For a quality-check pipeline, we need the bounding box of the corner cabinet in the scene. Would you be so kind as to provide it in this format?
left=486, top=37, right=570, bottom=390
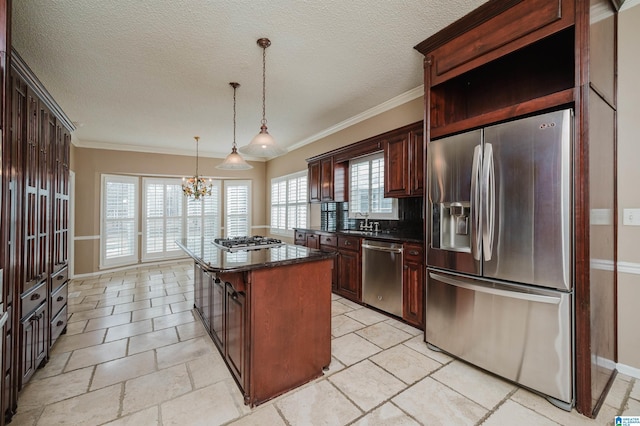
left=415, top=0, right=619, bottom=417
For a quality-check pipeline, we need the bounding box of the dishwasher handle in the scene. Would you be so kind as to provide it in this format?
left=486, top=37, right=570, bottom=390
left=361, top=243, right=403, bottom=254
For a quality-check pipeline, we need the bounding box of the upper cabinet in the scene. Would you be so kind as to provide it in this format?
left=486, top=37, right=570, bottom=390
left=308, top=121, right=423, bottom=202
left=384, top=122, right=423, bottom=198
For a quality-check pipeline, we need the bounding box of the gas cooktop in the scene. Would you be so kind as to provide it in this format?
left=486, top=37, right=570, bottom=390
left=212, top=236, right=284, bottom=252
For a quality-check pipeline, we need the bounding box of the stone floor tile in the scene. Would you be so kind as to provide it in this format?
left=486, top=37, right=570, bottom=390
left=32, top=352, right=71, bottom=380
left=352, top=402, right=420, bottom=426
left=103, top=406, right=159, bottom=425
left=64, top=319, right=87, bottom=335
left=431, top=360, right=515, bottom=409
left=332, top=314, right=366, bottom=337
left=335, top=297, right=362, bottom=310
left=160, top=381, right=243, bottom=425
left=95, top=294, right=135, bottom=307
left=356, top=322, right=413, bottom=349
left=623, top=397, right=640, bottom=417
left=370, top=344, right=442, bottom=385
left=186, top=353, right=232, bottom=389
left=150, top=294, right=186, bottom=307
left=133, top=289, right=167, bottom=302
left=122, top=364, right=192, bottom=415
left=345, top=307, right=389, bottom=325
left=176, top=318, right=206, bottom=341
left=331, top=333, right=382, bottom=366
left=156, top=336, right=215, bottom=369
left=91, top=350, right=157, bottom=391
left=276, top=380, right=362, bottom=426
left=65, top=339, right=128, bottom=371
left=403, top=335, right=454, bottom=364
left=112, top=299, right=153, bottom=314
left=152, top=310, right=195, bottom=330
left=84, top=311, right=132, bottom=331
left=228, top=404, right=286, bottom=426
left=131, top=304, right=173, bottom=321
left=383, top=318, right=423, bottom=336
left=128, top=327, right=179, bottom=355
left=329, top=360, right=406, bottom=411
left=105, top=319, right=153, bottom=342
left=16, top=367, right=94, bottom=411
left=631, top=379, right=640, bottom=400
left=169, top=300, right=192, bottom=313
left=604, top=375, right=632, bottom=410
left=51, top=329, right=106, bottom=354
left=332, top=300, right=355, bottom=316
left=392, top=377, right=487, bottom=425
left=483, top=400, right=558, bottom=426
left=68, top=306, right=114, bottom=322
left=36, top=384, right=122, bottom=425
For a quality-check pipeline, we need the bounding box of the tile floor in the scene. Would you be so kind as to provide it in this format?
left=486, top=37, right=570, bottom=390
left=10, top=260, right=639, bottom=425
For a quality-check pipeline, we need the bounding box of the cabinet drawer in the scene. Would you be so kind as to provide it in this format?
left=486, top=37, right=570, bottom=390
left=403, top=244, right=424, bottom=264
left=320, top=234, right=337, bottom=248
left=21, top=281, right=47, bottom=318
left=294, top=231, right=305, bottom=242
left=51, top=282, right=68, bottom=317
left=51, top=305, right=68, bottom=346
left=429, top=0, right=573, bottom=85
left=338, top=235, right=360, bottom=251
left=51, top=267, right=69, bottom=292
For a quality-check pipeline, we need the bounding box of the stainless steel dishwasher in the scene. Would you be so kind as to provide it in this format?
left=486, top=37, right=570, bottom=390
left=362, top=239, right=403, bottom=317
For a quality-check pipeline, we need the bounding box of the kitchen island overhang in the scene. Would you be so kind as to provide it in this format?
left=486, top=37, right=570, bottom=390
left=177, top=238, right=336, bottom=407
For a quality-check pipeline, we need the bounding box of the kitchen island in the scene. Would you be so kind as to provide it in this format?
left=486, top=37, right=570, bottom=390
left=176, top=238, right=335, bottom=407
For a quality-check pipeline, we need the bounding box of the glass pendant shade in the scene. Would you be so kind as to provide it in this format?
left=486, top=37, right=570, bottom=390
left=238, top=37, right=286, bottom=158
left=217, top=146, right=252, bottom=170
left=217, top=82, right=253, bottom=170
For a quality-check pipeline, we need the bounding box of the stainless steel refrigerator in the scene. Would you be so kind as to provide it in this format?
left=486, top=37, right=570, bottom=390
left=426, top=109, right=573, bottom=410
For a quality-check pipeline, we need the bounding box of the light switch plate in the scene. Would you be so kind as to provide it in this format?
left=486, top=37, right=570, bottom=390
left=623, top=208, right=640, bottom=226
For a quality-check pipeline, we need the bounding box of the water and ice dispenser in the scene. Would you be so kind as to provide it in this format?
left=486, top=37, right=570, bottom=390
left=432, top=201, right=471, bottom=252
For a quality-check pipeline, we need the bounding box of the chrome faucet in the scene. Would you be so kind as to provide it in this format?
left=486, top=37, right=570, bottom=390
left=358, top=212, right=374, bottom=231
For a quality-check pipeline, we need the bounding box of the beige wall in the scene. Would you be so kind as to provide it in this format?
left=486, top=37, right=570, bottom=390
left=616, top=3, right=640, bottom=371
left=70, top=147, right=265, bottom=275
left=265, top=96, right=424, bottom=242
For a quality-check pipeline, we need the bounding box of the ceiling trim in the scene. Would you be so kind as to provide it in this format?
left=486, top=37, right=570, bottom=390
left=286, top=85, right=424, bottom=153
left=621, top=0, right=640, bottom=10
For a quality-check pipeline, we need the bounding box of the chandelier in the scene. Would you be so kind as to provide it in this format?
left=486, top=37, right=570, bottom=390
left=217, top=82, right=253, bottom=170
left=182, top=136, right=213, bottom=199
left=239, top=38, right=286, bottom=157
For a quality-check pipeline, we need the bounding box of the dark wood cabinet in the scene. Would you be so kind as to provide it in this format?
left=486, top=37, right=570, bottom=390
left=308, top=157, right=347, bottom=203
left=384, top=122, right=424, bottom=198
left=191, top=257, right=332, bottom=407
left=336, top=235, right=361, bottom=302
left=415, top=0, right=619, bottom=417
left=19, top=298, right=46, bottom=387
left=225, top=281, right=247, bottom=392
left=308, top=161, right=321, bottom=202
left=402, top=243, right=424, bottom=329
left=305, top=233, right=320, bottom=249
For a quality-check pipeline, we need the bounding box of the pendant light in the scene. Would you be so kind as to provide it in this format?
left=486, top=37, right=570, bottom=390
left=239, top=38, right=286, bottom=157
left=216, top=82, right=253, bottom=170
left=182, top=136, right=213, bottom=199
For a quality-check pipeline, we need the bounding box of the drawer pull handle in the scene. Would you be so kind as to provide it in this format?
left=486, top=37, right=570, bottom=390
left=30, top=293, right=41, bottom=301
left=56, top=320, right=64, bottom=327
left=57, top=296, right=64, bottom=302
left=409, top=250, right=420, bottom=256
left=57, top=274, right=64, bottom=280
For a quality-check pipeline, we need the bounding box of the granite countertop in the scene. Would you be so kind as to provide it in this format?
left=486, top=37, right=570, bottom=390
left=296, top=227, right=424, bottom=244
left=176, top=238, right=336, bottom=273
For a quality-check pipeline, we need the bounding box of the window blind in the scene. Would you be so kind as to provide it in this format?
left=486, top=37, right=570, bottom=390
left=270, top=171, right=308, bottom=235
left=101, top=175, right=138, bottom=268
left=225, top=180, right=251, bottom=237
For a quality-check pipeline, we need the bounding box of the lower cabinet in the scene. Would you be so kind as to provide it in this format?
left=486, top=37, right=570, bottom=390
left=50, top=268, right=69, bottom=347
left=402, top=243, right=425, bottom=329
left=336, top=235, right=361, bottom=302
left=19, top=301, right=47, bottom=388
left=192, top=258, right=332, bottom=407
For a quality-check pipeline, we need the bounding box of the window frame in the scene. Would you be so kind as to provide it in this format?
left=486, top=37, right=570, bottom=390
left=224, top=180, right=252, bottom=237
left=348, top=152, right=398, bottom=220
left=100, top=174, right=139, bottom=269
left=270, top=170, right=309, bottom=237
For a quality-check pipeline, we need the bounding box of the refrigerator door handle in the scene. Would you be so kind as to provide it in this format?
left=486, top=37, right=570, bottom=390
left=470, top=145, right=482, bottom=261
left=482, top=143, right=495, bottom=261
left=429, top=272, right=563, bottom=305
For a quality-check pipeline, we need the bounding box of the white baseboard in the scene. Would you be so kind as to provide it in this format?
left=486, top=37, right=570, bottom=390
left=71, top=257, right=190, bottom=279
left=617, top=362, right=640, bottom=379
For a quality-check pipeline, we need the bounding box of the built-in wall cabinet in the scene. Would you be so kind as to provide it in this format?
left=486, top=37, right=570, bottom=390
left=0, top=44, right=72, bottom=423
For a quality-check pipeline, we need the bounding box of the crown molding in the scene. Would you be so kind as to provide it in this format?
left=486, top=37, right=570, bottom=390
left=621, top=0, right=640, bottom=10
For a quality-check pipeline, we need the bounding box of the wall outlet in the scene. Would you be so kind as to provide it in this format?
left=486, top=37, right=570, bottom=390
left=623, top=208, right=640, bottom=226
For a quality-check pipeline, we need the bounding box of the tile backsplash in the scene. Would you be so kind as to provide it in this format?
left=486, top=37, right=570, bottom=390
left=320, top=198, right=423, bottom=235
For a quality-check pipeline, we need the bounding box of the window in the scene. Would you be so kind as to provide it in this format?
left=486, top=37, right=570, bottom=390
left=143, top=178, right=222, bottom=261
left=349, top=152, right=398, bottom=219
left=101, top=174, right=139, bottom=268
left=271, top=171, right=308, bottom=235
left=225, top=180, right=251, bottom=237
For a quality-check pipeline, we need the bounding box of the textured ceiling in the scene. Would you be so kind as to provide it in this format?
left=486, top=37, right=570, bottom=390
left=11, top=0, right=487, bottom=160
